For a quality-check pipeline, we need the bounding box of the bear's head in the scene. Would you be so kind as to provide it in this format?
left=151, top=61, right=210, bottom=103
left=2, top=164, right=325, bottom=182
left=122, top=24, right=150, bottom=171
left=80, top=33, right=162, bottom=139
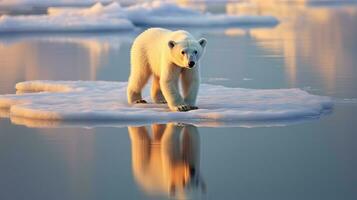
left=168, top=38, right=207, bottom=69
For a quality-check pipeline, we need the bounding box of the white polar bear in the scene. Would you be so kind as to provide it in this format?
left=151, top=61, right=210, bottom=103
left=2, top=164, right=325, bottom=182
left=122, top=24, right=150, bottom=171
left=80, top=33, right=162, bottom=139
left=127, top=28, right=207, bottom=112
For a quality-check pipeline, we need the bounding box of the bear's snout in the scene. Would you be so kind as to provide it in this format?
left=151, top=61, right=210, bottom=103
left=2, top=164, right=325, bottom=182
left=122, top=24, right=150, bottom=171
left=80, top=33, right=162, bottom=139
left=188, top=61, right=195, bottom=68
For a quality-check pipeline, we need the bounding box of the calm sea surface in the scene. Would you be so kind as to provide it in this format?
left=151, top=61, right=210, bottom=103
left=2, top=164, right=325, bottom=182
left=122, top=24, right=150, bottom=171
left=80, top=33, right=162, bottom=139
left=1, top=2, right=357, bottom=200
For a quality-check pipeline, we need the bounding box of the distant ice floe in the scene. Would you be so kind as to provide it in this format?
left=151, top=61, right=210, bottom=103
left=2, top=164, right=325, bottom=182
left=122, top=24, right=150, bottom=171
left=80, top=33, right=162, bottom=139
left=0, top=3, right=134, bottom=33
left=122, top=1, right=278, bottom=27
left=0, top=1, right=279, bottom=33
left=0, top=80, right=333, bottom=128
left=0, top=14, right=134, bottom=33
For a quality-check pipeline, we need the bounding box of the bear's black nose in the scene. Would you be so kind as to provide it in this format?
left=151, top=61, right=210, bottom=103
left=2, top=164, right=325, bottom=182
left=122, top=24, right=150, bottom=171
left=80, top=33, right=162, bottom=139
left=188, top=61, right=195, bottom=68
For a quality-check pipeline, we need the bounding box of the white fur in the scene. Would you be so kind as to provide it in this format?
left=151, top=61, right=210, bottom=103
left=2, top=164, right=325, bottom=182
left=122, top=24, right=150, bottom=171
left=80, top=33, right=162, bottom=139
left=127, top=27, right=207, bottom=112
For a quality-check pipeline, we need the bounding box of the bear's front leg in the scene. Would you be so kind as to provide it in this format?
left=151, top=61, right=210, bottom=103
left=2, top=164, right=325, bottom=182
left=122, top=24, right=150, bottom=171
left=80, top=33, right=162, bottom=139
left=182, top=67, right=200, bottom=110
left=160, top=68, right=190, bottom=112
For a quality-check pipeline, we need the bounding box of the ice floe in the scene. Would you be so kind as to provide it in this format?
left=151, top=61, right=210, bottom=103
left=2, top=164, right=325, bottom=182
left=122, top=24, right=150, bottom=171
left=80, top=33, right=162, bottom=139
left=0, top=1, right=278, bottom=33
left=0, top=80, right=333, bottom=128
left=123, top=1, right=278, bottom=27
left=0, top=3, right=134, bottom=33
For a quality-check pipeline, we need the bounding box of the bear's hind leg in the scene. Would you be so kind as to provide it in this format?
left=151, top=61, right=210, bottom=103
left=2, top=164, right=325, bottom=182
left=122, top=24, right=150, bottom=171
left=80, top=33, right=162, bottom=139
left=151, top=76, right=167, bottom=104
left=127, top=65, right=151, bottom=104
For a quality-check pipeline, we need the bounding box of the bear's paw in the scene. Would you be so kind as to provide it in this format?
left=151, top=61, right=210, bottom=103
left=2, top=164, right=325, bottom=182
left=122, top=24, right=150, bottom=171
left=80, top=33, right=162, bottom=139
left=134, top=99, right=147, bottom=104
left=189, top=106, right=199, bottom=110
left=175, top=104, right=191, bottom=112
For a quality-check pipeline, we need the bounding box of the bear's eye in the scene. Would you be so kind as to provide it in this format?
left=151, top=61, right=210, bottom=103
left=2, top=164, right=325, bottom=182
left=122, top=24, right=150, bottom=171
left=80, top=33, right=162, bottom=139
left=181, top=51, right=185, bottom=55
left=194, top=50, right=198, bottom=55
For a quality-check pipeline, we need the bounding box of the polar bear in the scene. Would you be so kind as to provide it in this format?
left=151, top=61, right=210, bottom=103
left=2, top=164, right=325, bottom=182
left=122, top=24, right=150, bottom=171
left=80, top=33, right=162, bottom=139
left=127, top=28, right=207, bottom=112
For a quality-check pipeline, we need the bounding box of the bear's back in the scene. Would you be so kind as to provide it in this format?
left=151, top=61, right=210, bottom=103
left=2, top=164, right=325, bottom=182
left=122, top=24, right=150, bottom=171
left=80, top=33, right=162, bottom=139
left=133, top=28, right=171, bottom=49
left=132, top=28, right=193, bottom=52
left=131, top=28, right=171, bottom=71
left=130, top=28, right=195, bottom=76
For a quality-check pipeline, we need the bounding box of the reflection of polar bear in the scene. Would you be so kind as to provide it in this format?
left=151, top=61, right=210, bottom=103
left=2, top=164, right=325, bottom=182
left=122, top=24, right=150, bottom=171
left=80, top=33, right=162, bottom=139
left=127, top=28, right=207, bottom=112
left=128, top=123, right=206, bottom=198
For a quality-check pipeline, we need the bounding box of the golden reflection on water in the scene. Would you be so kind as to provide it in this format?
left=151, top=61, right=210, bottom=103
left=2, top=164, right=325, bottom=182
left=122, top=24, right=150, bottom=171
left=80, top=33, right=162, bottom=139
left=128, top=123, right=205, bottom=199
left=0, top=36, right=120, bottom=93
left=227, top=1, right=357, bottom=91
left=174, top=0, right=207, bottom=11
left=52, top=38, right=111, bottom=81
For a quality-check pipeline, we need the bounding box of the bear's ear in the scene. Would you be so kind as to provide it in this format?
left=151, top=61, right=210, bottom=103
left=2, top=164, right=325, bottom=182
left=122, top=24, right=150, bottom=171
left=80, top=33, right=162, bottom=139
left=198, top=38, right=207, bottom=48
left=168, top=40, right=176, bottom=49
